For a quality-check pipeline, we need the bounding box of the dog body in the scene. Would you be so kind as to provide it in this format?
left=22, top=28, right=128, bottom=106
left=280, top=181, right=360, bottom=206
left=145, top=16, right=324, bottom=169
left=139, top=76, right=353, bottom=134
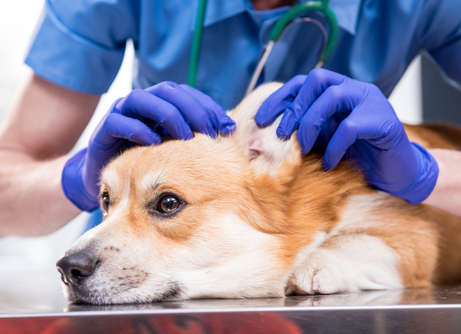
left=58, top=83, right=461, bottom=304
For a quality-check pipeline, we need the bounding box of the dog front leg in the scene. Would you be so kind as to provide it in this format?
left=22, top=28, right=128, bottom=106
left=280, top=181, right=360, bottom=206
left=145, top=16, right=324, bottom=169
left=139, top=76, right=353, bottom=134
left=286, top=233, right=404, bottom=295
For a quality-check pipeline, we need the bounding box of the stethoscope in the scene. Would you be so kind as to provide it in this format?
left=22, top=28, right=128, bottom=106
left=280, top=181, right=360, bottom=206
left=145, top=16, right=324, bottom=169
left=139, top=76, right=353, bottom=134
left=187, top=0, right=339, bottom=96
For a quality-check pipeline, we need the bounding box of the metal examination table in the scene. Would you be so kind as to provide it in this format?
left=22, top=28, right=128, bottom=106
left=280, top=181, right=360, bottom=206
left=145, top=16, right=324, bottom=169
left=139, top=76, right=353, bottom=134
left=1, top=287, right=461, bottom=333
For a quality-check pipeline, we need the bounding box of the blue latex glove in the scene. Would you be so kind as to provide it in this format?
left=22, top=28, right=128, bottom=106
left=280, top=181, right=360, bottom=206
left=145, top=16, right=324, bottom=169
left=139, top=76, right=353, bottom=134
left=62, top=81, right=236, bottom=211
left=255, top=69, right=439, bottom=204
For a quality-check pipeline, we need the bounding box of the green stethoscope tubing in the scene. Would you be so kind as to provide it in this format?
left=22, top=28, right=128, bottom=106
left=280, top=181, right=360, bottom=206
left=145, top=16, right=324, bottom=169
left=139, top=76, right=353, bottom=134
left=187, top=0, right=339, bottom=91
left=187, top=0, right=208, bottom=87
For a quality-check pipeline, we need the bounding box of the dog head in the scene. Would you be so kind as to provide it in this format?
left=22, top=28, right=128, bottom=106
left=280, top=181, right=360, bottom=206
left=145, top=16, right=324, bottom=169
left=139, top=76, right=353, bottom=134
left=57, top=83, right=351, bottom=304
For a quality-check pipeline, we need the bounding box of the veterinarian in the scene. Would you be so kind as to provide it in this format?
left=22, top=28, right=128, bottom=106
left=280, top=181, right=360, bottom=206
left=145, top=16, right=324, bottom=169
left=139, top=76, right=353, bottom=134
left=0, top=0, right=459, bottom=235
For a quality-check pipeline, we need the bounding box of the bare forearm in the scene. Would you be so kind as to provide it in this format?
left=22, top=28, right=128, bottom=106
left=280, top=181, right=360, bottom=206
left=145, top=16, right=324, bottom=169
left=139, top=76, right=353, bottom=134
left=0, top=151, right=80, bottom=236
left=424, top=149, right=461, bottom=216
left=0, top=74, right=99, bottom=236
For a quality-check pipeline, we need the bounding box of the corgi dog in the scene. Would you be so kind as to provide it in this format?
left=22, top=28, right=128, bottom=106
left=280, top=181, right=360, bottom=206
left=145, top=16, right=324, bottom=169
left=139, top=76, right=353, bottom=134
left=57, top=83, right=461, bottom=304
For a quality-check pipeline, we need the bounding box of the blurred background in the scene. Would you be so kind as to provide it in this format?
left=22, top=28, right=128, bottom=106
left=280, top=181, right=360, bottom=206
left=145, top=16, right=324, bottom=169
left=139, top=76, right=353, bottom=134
left=0, top=1, right=459, bottom=308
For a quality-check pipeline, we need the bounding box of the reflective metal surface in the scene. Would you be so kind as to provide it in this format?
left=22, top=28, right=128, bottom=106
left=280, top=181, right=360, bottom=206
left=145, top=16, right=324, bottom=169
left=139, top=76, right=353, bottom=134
left=1, top=286, right=461, bottom=333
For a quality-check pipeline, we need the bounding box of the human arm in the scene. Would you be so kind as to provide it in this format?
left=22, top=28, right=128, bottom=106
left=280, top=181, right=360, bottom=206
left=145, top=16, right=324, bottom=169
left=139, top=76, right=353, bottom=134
left=0, top=0, right=135, bottom=235
left=424, top=149, right=461, bottom=216
left=414, top=0, right=461, bottom=214
left=0, top=74, right=100, bottom=236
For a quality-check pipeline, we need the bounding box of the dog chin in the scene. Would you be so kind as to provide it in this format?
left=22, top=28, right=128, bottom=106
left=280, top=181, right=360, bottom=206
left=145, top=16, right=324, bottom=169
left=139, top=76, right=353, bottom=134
left=63, top=281, right=185, bottom=305
left=62, top=285, right=102, bottom=305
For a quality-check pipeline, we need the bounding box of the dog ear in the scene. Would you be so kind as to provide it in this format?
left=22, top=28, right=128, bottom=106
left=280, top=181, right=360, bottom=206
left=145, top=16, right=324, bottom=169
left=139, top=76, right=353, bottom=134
left=230, top=83, right=302, bottom=177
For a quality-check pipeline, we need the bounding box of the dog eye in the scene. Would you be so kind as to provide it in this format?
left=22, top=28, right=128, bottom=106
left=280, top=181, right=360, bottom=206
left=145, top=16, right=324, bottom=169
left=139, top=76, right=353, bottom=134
left=101, top=191, right=110, bottom=213
left=148, top=193, right=186, bottom=217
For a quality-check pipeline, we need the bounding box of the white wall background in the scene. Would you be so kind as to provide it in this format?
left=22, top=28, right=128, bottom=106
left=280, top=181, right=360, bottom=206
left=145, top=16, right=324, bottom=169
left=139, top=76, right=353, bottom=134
left=0, top=1, right=422, bottom=306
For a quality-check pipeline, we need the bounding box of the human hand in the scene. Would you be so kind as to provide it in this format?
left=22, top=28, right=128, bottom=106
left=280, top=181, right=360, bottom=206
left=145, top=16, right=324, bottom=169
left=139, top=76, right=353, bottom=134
left=62, top=82, right=235, bottom=211
left=255, top=69, right=438, bottom=204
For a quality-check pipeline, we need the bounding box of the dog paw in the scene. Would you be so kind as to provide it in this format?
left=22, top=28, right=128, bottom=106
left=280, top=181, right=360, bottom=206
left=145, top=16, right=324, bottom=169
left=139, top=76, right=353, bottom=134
left=287, top=234, right=403, bottom=296
left=310, top=266, right=345, bottom=294
left=289, top=256, right=347, bottom=295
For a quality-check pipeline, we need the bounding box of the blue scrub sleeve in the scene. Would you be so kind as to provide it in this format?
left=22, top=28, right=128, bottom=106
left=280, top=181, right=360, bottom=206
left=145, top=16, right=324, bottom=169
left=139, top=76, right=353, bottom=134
left=422, top=0, right=461, bottom=88
left=25, top=0, right=137, bottom=94
left=429, top=36, right=461, bottom=88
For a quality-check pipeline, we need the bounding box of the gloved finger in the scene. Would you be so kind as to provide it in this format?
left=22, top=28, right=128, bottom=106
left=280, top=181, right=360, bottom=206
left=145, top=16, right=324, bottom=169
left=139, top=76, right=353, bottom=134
left=322, top=96, right=402, bottom=170
left=322, top=117, right=358, bottom=170
left=277, top=69, right=346, bottom=139
left=99, top=113, right=162, bottom=146
left=147, top=82, right=218, bottom=138
left=178, top=84, right=236, bottom=135
left=109, top=97, right=124, bottom=114
left=296, top=82, right=359, bottom=155
left=117, top=89, right=194, bottom=140
left=254, top=74, right=306, bottom=127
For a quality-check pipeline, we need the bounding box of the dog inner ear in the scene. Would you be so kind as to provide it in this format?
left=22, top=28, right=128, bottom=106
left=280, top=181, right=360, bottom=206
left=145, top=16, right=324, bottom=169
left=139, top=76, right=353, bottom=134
left=245, top=119, right=300, bottom=175
left=230, top=83, right=302, bottom=177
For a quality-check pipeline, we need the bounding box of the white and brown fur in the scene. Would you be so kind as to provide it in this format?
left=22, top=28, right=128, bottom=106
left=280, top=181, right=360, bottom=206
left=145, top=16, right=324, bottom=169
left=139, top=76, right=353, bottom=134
left=59, top=83, right=461, bottom=304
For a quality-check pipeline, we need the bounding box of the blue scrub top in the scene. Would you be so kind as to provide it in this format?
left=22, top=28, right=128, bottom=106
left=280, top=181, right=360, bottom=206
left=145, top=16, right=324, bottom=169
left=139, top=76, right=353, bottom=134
left=26, top=0, right=461, bottom=110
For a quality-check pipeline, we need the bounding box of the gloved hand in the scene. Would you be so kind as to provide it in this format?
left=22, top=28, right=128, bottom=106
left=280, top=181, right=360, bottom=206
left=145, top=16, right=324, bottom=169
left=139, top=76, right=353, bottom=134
left=255, top=69, right=438, bottom=204
left=62, top=82, right=236, bottom=211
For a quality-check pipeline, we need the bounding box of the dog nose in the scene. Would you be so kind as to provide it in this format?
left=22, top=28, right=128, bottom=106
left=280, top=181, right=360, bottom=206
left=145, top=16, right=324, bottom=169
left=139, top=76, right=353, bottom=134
left=56, top=251, right=99, bottom=286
